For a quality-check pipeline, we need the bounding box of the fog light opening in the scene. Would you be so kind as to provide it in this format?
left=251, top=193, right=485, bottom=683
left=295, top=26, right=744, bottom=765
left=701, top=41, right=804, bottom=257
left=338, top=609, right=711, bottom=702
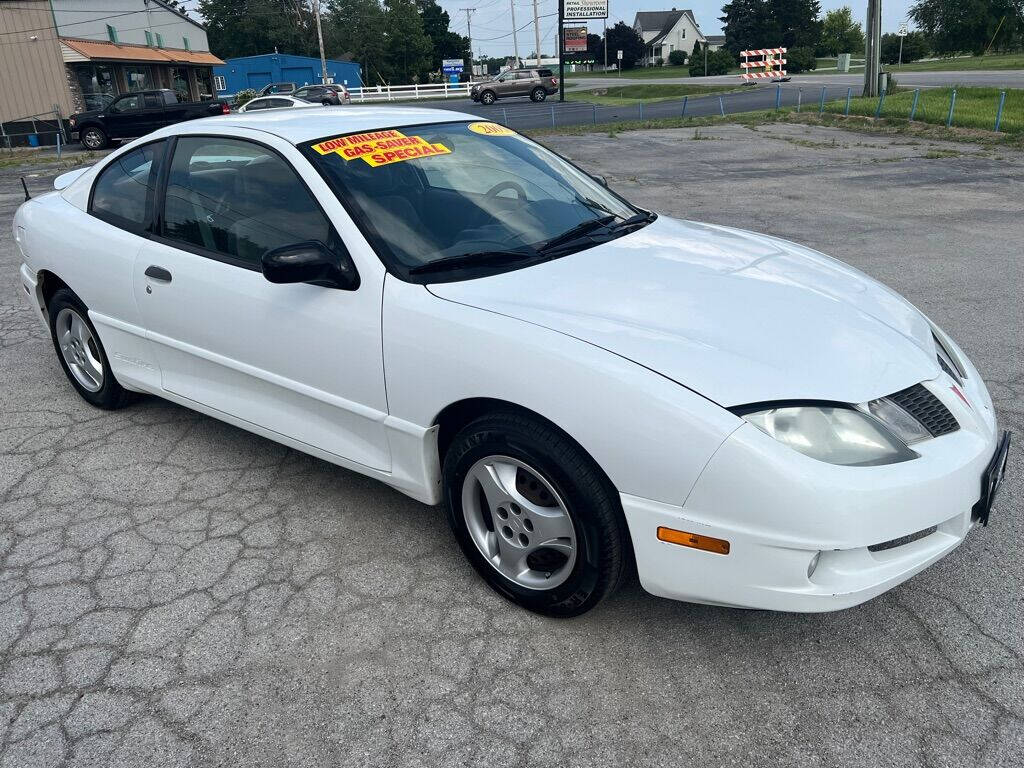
left=807, top=552, right=821, bottom=579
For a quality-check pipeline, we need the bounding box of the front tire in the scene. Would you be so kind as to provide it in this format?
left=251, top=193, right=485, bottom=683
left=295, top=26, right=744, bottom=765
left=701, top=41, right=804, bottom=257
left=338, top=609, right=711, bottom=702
left=47, top=288, right=131, bottom=409
left=443, top=411, right=628, bottom=617
left=530, top=87, right=547, bottom=102
left=80, top=126, right=108, bottom=150
left=480, top=90, right=496, bottom=105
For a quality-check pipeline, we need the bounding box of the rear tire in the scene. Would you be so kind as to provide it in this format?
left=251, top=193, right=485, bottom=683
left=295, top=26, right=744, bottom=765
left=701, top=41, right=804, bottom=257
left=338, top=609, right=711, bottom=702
left=530, top=87, right=547, bottom=102
left=480, top=90, right=496, bottom=105
left=443, top=411, right=628, bottom=617
left=47, top=288, right=132, bottom=410
left=80, top=126, right=108, bottom=150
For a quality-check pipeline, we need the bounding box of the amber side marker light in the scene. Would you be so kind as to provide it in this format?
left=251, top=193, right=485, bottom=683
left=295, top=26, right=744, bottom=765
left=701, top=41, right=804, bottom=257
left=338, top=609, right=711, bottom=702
left=657, top=526, right=730, bottom=555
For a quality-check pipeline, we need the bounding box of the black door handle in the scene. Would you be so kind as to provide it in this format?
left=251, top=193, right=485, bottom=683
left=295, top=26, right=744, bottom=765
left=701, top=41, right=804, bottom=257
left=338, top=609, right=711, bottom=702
left=145, top=265, right=172, bottom=283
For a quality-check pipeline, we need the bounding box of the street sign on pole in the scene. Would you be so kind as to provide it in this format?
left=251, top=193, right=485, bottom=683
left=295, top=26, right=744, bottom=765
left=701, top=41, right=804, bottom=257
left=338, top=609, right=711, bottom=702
left=617, top=48, right=622, bottom=77
left=897, top=22, right=908, bottom=67
left=898, top=22, right=909, bottom=37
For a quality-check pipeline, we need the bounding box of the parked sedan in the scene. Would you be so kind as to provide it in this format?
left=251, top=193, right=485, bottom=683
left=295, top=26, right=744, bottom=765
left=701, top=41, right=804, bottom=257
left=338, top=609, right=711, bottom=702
left=238, top=95, right=319, bottom=113
left=14, top=109, right=1009, bottom=617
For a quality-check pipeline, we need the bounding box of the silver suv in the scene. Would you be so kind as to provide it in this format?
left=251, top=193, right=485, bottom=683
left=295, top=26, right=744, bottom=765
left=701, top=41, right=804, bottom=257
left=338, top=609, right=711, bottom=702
left=471, top=69, right=559, bottom=105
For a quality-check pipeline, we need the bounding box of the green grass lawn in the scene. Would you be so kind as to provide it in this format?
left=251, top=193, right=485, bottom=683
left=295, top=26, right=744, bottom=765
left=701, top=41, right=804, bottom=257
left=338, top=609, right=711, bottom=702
left=889, top=53, right=1024, bottom=72
left=568, top=83, right=741, bottom=105
left=823, top=86, right=1022, bottom=133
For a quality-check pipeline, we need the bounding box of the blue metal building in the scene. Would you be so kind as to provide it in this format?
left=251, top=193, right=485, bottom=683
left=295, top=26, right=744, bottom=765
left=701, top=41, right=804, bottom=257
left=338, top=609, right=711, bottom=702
left=213, top=53, right=362, bottom=95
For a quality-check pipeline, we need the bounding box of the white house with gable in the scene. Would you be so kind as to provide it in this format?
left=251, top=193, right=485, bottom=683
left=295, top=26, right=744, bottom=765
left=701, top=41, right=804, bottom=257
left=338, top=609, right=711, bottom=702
left=632, top=8, right=707, bottom=66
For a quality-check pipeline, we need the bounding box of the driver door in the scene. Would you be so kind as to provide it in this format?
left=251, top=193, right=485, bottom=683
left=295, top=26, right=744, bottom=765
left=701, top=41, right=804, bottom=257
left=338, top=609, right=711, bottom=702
left=134, top=134, right=391, bottom=470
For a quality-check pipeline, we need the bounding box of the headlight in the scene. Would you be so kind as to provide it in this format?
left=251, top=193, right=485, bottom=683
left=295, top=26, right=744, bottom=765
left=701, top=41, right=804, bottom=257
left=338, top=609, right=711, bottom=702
left=739, top=405, right=918, bottom=466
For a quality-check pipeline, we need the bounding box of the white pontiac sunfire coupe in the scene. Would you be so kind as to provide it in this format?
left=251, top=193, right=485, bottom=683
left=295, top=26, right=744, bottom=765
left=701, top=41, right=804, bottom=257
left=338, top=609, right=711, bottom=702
left=14, top=108, right=1010, bottom=616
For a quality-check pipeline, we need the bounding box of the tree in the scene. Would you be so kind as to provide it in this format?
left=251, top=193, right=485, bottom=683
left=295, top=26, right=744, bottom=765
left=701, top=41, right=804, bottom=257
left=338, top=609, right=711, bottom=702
left=880, top=31, right=930, bottom=63
left=818, top=6, right=865, bottom=56
left=720, top=0, right=821, bottom=56
left=323, top=0, right=387, bottom=85
left=602, top=22, right=645, bottom=70
left=771, top=0, right=822, bottom=49
left=910, top=0, right=1024, bottom=55
left=691, top=47, right=734, bottom=75
left=416, top=0, right=470, bottom=72
left=199, top=0, right=320, bottom=60
left=380, top=0, right=433, bottom=82
left=720, top=0, right=777, bottom=56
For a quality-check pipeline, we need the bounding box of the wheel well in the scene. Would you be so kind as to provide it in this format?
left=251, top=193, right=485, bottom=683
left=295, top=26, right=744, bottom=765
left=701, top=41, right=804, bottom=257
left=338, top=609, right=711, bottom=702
left=433, top=398, right=591, bottom=475
left=37, top=270, right=71, bottom=315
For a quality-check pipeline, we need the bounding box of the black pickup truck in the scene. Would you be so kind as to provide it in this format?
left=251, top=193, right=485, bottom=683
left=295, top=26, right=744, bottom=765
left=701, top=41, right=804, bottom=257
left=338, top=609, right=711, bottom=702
left=69, top=89, right=229, bottom=149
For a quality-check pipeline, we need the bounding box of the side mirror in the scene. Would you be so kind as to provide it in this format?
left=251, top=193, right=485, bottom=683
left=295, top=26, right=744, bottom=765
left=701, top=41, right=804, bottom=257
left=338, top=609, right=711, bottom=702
left=261, top=241, right=359, bottom=290
left=590, top=173, right=609, bottom=188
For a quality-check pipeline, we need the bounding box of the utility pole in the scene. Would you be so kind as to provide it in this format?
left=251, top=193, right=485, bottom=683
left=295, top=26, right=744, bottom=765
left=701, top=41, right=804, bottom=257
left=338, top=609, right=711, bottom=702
left=462, top=8, right=476, bottom=77
left=533, top=0, right=542, bottom=66
left=557, top=0, right=564, bottom=101
left=509, top=0, right=520, bottom=67
left=603, top=18, right=607, bottom=72
left=312, top=0, right=328, bottom=84
left=864, top=0, right=882, bottom=96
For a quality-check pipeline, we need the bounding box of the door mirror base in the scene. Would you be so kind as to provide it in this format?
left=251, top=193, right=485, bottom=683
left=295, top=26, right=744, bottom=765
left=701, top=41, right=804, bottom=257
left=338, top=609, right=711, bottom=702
left=261, top=241, right=359, bottom=290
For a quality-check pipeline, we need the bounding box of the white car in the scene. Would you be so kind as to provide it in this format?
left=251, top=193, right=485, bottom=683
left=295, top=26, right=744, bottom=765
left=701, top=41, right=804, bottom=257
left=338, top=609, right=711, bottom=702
left=14, top=108, right=1010, bottom=616
left=238, top=95, right=319, bottom=113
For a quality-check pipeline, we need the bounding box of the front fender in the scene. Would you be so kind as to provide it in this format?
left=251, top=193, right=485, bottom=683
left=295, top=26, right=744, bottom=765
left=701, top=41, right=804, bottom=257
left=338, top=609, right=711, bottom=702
left=382, top=276, right=741, bottom=506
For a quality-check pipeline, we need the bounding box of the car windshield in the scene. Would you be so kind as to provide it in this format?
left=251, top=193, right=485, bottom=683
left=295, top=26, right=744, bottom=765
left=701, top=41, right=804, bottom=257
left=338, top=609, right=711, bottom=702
left=301, top=121, right=643, bottom=277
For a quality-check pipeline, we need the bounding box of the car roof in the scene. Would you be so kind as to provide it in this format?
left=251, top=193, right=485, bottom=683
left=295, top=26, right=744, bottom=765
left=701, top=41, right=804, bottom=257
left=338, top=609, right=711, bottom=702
left=179, top=106, right=478, bottom=145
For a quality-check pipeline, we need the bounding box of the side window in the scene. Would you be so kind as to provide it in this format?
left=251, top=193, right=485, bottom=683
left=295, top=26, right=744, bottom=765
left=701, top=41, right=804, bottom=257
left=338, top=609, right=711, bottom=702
left=110, top=95, right=142, bottom=113
left=89, top=141, right=162, bottom=233
left=161, top=136, right=334, bottom=267
left=144, top=94, right=162, bottom=108
left=245, top=99, right=268, bottom=111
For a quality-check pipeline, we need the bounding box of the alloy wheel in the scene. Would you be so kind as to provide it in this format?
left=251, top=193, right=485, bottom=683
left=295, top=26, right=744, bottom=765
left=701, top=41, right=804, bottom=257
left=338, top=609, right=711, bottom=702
left=461, top=455, right=577, bottom=590
left=55, top=308, right=104, bottom=392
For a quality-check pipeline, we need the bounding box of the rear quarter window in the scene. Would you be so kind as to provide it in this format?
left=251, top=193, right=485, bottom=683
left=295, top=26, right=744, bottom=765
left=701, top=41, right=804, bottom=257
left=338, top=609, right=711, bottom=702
left=89, top=141, right=163, bottom=233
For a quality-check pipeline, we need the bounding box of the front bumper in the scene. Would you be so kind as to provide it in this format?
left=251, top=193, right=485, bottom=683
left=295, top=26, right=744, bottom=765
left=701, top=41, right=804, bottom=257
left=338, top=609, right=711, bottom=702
left=623, top=375, right=1002, bottom=612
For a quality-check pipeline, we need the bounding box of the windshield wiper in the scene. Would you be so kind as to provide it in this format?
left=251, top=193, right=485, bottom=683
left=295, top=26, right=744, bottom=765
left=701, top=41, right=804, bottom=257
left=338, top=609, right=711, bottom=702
left=609, top=210, right=656, bottom=232
left=536, top=215, right=617, bottom=254
left=408, top=249, right=538, bottom=275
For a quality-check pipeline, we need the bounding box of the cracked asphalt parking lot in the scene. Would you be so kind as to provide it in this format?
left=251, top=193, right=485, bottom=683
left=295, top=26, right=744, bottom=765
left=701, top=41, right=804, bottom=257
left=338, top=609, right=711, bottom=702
left=1, top=121, right=1022, bottom=768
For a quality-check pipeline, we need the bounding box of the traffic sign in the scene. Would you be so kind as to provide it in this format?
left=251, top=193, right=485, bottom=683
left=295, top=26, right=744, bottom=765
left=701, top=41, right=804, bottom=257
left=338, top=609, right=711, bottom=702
left=617, top=49, right=623, bottom=60
left=898, top=22, right=908, bottom=37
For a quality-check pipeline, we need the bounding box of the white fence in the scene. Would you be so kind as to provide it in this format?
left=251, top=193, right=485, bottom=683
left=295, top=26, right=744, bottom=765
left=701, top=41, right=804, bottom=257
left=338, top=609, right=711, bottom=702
left=348, top=82, right=473, bottom=102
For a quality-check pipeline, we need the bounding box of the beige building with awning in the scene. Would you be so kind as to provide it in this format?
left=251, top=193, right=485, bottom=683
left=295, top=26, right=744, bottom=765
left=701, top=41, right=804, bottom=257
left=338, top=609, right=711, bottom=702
left=0, top=0, right=223, bottom=131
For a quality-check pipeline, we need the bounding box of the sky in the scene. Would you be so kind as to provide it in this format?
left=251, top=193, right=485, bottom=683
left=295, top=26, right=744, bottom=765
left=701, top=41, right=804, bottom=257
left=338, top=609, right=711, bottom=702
left=437, top=0, right=916, bottom=58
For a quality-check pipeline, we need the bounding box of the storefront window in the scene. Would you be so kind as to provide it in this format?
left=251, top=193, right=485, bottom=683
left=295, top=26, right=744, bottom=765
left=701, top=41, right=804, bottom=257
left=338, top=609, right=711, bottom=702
left=124, top=66, right=154, bottom=92
left=171, top=67, right=190, bottom=101
left=75, top=64, right=116, bottom=110
left=194, top=69, right=214, bottom=101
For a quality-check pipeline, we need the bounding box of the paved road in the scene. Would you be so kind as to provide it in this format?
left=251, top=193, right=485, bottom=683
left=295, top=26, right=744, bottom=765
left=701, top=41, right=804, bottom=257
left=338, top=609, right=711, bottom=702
left=1, top=123, right=1022, bottom=767
left=390, top=83, right=856, bottom=132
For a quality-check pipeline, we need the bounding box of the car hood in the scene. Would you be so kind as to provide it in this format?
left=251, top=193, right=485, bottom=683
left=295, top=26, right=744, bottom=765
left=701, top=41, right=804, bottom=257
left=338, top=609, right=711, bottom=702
left=427, top=215, right=940, bottom=407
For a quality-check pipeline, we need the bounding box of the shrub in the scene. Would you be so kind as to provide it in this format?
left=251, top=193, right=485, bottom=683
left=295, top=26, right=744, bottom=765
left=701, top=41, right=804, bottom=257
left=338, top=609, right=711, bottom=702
left=786, top=47, right=817, bottom=73
left=690, top=48, right=734, bottom=76
left=668, top=49, right=687, bottom=65
left=234, top=88, right=257, bottom=107
left=655, top=57, right=664, bottom=66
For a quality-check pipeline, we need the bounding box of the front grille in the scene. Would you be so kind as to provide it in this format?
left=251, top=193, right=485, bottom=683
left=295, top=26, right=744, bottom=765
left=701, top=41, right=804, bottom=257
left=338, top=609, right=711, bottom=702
left=868, top=525, right=938, bottom=553
left=887, top=384, right=959, bottom=438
